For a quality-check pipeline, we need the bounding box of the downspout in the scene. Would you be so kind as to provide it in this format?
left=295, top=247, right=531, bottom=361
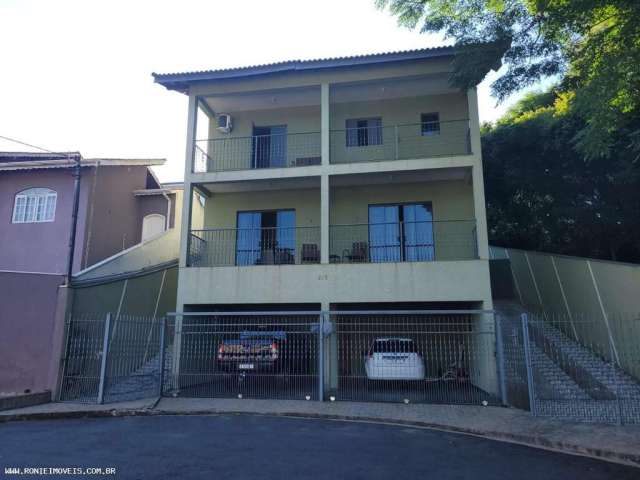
left=161, top=190, right=171, bottom=230
left=65, top=153, right=82, bottom=284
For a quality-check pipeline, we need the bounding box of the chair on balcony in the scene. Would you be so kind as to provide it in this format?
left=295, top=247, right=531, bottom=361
left=301, top=244, right=320, bottom=263
left=343, top=242, right=368, bottom=263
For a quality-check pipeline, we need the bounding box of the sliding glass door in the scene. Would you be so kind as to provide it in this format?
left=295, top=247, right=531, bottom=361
left=236, top=210, right=296, bottom=265
left=252, top=125, right=287, bottom=168
left=369, top=203, right=434, bottom=263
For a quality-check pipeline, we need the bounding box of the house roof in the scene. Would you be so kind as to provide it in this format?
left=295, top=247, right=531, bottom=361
left=0, top=152, right=166, bottom=171
left=152, top=46, right=454, bottom=93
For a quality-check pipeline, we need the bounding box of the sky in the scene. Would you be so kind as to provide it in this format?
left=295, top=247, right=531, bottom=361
left=0, top=0, right=539, bottom=182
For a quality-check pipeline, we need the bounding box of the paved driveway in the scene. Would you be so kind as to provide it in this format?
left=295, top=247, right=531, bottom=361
left=0, top=415, right=636, bottom=479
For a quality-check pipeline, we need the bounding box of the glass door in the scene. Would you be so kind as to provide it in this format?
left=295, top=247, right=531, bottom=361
left=236, top=212, right=261, bottom=265
left=403, top=203, right=434, bottom=261
left=252, top=125, right=287, bottom=168
left=369, top=205, right=401, bottom=262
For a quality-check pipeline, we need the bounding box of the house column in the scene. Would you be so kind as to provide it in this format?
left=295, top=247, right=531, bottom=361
left=320, top=83, right=330, bottom=263
left=467, top=87, right=490, bottom=261
left=178, top=94, right=198, bottom=269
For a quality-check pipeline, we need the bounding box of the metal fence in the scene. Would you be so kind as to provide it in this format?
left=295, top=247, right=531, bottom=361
left=498, top=312, right=640, bottom=424
left=58, top=313, right=165, bottom=404
left=194, top=132, right=321, bottom=172
left=163, top=313, right=322, bottom=400
left=330, top=120, right=471, bottom=164
left=325, top=311, right=499, bottom=405
left=188, top=227, right=321, bottom=267
left=57, top=309, right=640, bottom=424
left=329, top=221, right=478, bottom=263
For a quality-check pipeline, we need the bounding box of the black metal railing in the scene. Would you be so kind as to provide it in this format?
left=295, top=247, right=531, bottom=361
left=330, top=120, right=471, bottom=164
left=194, top=132, right=321, bottom=172
left=188, top=227, right=321, bottom=267
left=329, top=220, right=478, bottom=263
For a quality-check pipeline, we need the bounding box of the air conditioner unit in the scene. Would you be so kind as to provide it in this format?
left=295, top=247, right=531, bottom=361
left=217, top=113, right=233, bottom=134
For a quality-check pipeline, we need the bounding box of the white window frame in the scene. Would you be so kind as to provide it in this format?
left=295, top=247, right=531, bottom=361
left=12, top=188, right=57, bottom=223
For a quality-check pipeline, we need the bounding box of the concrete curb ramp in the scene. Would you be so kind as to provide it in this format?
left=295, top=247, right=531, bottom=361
left=1, top=398, right=639, bottom=468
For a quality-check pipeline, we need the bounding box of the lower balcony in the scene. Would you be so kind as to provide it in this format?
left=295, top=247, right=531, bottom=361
left=187, top=220, right=477, bottom=268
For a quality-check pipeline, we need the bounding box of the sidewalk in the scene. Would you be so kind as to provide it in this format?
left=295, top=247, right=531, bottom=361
left=2, top=397, right=639, bottom=467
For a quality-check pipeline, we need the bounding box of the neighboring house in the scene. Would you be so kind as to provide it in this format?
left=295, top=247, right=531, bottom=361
left=0, top=152, right=173, bottom=395
left=153, top=47, right=493, bottom=314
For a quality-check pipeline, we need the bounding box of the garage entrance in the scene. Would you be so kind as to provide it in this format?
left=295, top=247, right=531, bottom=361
left=164, top=311, right=321, bottom=401
left=324, top=307, right=499, bottom=405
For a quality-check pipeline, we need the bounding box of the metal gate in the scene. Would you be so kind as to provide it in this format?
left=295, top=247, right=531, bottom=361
left=325, top=310, right=500, bottom=405
left=58, top=313, right=164, bottom=403
left=163, top=312, right=322, bottom=400
left=498, top=312, right=640, bottom=424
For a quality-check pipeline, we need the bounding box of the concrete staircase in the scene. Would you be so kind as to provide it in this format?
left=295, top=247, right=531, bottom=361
left=495, top=301, right=640, bottom=423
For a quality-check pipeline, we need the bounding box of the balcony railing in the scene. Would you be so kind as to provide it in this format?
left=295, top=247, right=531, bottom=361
left=188, top=227, right=321, bottom=267
left=329, top=220, right=478, bottom=263
left=192, top=120, right=472, bottom=173
left=194, top=132, right=321, bottom=173
left=330, top=120, right=471, bottom=164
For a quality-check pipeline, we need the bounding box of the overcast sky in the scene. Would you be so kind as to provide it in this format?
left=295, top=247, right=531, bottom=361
left=0, top=0, right=534, bottom=182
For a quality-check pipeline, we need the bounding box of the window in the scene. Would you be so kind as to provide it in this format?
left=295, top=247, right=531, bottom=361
left=421, top=113, right=440, bottom=136
left=142, top=214, right=166, bottom=241
left=12, top=188, right=57, bottom=223
left=346, top=118, right=383, bottom=147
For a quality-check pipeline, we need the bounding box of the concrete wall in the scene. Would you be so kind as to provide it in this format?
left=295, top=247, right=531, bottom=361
left=74, top=228, right=180, bottom=281
left=490, top=246, right=640, bottom=379
left=71, top=266, right=178, bottom=318
left=178, top=260, right=491, bottom=306
left=0, top=272, right=65, bottom=394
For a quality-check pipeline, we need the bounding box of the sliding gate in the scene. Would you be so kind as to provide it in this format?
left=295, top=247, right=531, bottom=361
left=164, top=312, right=322, bottom=400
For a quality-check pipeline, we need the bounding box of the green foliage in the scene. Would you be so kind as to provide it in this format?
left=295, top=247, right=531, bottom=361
left=377, top=0, right=640, bottom=159
left=482, top=91, right=640, bottom=262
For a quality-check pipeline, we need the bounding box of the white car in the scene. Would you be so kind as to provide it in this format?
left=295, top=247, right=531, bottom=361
left=365, top=338, right=425, bottom=381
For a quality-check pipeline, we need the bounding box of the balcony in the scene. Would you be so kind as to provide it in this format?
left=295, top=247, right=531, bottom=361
left=330, top=120, right=471, bottom=164
left=192, top=120, right=471, bottom=173
left=194, top=132, right=321, bottom=173
left=188, top=226, right=321, bottom=267
left=187, top=220, right=477, bottom=268
left=330, top=220, right=478, bottom=263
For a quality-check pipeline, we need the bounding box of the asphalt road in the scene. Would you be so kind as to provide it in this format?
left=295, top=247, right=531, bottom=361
left=0, top=415, right=637, bottom=479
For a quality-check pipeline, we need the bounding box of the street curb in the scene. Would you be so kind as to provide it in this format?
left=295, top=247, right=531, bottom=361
left=1, top=407, right=638, bottom=468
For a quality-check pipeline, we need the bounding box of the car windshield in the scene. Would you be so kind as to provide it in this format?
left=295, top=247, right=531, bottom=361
left=372, top=339, right=416, bottom=353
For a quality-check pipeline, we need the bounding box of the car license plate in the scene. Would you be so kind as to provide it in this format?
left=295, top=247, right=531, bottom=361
left=238, top=363, right=254, bottom=370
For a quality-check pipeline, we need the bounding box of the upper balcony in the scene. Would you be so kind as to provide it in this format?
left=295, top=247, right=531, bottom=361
left=191, top=75, right=474, bottom=175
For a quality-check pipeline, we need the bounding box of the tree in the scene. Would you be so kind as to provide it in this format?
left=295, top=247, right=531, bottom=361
left=376, top=0, right=640, bottom=159
left=482, top=91, right=640, bottom=262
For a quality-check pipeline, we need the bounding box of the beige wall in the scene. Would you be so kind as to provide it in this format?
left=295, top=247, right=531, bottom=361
left=204, top=188, right=321, bottom=228
left=491, top=245, right=640, bottom=379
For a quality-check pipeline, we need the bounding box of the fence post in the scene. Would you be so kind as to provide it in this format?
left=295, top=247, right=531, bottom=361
left=97, top=313, right=111, bottom=404
left=495, top=315, right=508, bottom=406
left=318, top=312, right=325, bottom=401
left=158, top=317, right=166, bottom=398
left=608, top=331, right=624, bottom=425
left=394, top=125, right=399, bottom=160
left=521, top=313, right=536, bottom=414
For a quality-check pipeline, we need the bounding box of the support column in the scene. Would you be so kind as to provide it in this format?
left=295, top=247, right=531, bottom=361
left=321, top=83, right=330, bottom=167
left=178, top=94, right=198, bottom=269
left=467, top=88, right=490, bottom=261
left=321, top=175, right=330, bottom=264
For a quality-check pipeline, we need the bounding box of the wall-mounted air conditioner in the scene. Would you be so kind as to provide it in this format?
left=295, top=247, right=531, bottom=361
left=217, top=113, right=233, bottom=134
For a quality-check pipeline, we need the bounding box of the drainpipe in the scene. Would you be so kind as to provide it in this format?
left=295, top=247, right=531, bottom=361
left=161, top=190, right=171, bottom=230
left=65, top=153, right=82, bottom=285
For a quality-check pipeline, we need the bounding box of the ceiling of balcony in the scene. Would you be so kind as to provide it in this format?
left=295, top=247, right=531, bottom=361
left=330, top=167, right=471, bottom=187
left=201, top=73, right=458, bottom=113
